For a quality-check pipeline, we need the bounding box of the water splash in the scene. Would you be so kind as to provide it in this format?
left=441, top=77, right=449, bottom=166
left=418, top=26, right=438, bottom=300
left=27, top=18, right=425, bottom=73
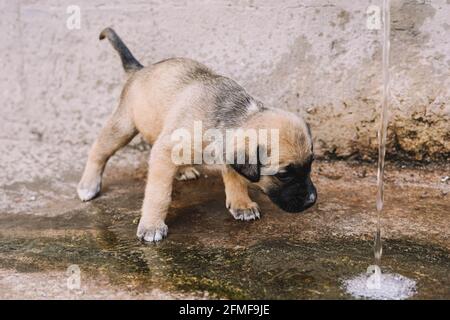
left=343, top=272, right=416, bottom=300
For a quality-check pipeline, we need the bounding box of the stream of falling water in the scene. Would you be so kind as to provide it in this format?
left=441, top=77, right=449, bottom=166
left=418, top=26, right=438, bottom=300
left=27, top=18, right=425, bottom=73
left=343, top=0, right=416, bottom=299
left=374, top=0, right=391, bottom=268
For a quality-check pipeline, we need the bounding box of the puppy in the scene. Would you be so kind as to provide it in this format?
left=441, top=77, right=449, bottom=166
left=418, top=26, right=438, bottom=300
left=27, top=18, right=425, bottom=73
left=78, top=28, right=317, bottom=242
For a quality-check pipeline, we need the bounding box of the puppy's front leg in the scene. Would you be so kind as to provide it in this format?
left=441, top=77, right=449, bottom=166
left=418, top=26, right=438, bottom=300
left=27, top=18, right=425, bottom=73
left=222, top=167, right=260, bottom=221
left=137, top=141, right=177, bottom=242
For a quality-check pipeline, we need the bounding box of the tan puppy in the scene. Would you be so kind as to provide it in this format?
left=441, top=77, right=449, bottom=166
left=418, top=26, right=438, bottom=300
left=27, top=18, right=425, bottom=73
left=78, top=28, right=317, bottom=242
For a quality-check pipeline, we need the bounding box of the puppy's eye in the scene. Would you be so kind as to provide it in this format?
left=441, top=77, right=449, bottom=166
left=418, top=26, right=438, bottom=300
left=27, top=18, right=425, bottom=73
left=276, top=171, right=292, bottom=182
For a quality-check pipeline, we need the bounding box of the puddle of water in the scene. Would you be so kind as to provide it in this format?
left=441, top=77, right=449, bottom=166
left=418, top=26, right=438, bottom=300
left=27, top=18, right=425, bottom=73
left=0, top=161, right=448, bottom=299
left=0, top=201, right=448, bottom=299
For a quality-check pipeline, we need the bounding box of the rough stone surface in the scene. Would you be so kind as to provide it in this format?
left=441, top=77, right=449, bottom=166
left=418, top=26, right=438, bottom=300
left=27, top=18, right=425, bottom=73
left=1, top=0, right=449, bottom=165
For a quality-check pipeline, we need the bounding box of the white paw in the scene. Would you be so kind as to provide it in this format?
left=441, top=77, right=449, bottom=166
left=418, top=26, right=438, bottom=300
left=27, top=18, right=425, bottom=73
left=176, top=167, right=200, bottom=181
left=77, top=180, right=101, bottom=202
left=227, top=202, right=261, bottom=221
left=136, top=221, right=168, bottom=242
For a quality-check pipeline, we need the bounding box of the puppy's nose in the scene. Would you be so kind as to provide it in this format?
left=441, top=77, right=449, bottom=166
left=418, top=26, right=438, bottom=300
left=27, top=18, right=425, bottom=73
left=304, top=191, right=317, bottom=207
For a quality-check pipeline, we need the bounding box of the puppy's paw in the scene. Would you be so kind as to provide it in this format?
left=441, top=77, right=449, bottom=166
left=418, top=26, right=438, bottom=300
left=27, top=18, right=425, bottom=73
left=227, top=200, right=261, bottom=221
left=176, top=167, right=200, bottom=181
left=77, top=178, right=101, bottom=202
left=136, top=220, right=168, bottom=243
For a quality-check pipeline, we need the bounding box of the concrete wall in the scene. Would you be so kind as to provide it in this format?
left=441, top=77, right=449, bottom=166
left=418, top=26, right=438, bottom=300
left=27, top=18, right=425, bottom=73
left=1, top=0, right=449, bottom=163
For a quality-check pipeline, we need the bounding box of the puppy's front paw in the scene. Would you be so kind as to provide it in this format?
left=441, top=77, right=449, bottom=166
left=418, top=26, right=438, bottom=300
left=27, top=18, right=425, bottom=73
left=226, top=200, right=261, bottom=221
left=77, top=178, right=101, bottom=202
left=136, top=220, right=168, bottom=242
left=176, top=167, right=200, bottom=181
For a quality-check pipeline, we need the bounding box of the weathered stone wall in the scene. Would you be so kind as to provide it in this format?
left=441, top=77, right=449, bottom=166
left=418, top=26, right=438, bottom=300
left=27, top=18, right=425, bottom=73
left=1, top=0, right=449, bottom=162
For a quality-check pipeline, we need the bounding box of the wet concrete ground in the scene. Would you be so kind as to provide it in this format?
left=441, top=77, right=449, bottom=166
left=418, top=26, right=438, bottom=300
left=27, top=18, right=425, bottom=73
left=0, top=160, right=448, bottom=299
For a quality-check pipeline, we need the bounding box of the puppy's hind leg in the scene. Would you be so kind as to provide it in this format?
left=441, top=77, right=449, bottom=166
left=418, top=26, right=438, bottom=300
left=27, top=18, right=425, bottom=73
left=222, top=166, right=260, bottom=221
left=77, top=105, right=137, bottom=201
left=175, top=166, right=200, bottom=181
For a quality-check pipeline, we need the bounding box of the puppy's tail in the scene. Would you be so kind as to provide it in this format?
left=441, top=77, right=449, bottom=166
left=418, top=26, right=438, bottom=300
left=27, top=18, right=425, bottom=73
left=99, top=27, right=144, bottom=73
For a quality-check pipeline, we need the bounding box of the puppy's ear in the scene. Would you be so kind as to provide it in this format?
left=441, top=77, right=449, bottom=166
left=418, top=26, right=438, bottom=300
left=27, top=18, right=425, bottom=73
left=230, top=146, right=261, bottom=182
left=230, top=162, right=261, bottom=182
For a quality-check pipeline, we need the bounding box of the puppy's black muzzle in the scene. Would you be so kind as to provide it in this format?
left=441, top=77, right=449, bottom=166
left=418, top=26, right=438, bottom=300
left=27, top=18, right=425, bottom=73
left=268, top=177, right=317, bottom=213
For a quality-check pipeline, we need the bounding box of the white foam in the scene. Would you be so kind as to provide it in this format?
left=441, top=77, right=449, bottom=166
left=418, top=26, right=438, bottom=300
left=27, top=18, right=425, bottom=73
left=343, top=272, right=416, bottom=300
